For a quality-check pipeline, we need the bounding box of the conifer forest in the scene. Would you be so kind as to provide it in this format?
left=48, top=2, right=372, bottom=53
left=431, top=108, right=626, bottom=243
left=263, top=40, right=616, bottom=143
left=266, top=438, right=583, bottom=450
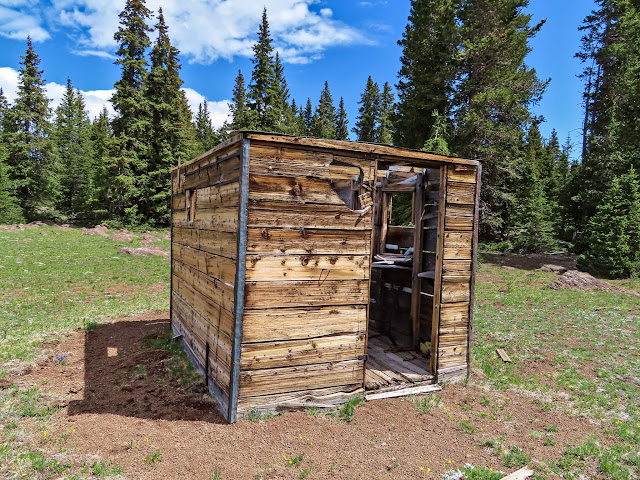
left=0, top=0, right=639, bottom=279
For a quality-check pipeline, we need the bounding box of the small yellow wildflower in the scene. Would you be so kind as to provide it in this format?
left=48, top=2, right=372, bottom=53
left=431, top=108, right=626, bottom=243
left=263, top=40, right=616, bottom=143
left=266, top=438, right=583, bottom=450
left=448, top=460, right=452, bottom=464
left=299, top=436, right=303, bottom=440
left=289, top=460, right=293, bottom=464
left=43, top=431, right=47, bottom=436
left=490, top=468, right=493, bottom=471
left=428, top=468, right=431, bottom=472
left=420, top=467, right=424, bottom=471
left=283, top=455, right=286, bottom=459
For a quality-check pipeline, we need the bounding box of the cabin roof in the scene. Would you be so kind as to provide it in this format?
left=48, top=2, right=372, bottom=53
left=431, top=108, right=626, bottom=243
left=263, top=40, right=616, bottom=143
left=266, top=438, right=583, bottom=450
left=171, top=131, right=480, bottom=173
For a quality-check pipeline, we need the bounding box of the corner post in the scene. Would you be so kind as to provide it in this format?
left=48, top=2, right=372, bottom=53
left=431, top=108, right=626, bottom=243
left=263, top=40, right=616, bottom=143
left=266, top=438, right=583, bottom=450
left=228, top=136, right=250, bottom=423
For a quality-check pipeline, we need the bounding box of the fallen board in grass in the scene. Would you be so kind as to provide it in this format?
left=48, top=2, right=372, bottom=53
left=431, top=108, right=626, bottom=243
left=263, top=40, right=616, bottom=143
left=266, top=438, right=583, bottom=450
left=500, top=467, right=534, bottom=480
left=365, top=384, right=441, bottom=401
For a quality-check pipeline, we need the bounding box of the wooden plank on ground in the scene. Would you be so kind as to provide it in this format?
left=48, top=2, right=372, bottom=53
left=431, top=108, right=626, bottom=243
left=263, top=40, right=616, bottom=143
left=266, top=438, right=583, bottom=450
left=497, top=348, right=512, bottom=362
left=365, top=384, right=441, bottom=401
left=501, top=468, right=534, bottom=480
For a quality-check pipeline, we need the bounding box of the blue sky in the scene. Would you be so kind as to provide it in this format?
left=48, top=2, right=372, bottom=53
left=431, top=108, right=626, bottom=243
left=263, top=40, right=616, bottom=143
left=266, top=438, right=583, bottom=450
left=0, top=0, right=594, bottom=156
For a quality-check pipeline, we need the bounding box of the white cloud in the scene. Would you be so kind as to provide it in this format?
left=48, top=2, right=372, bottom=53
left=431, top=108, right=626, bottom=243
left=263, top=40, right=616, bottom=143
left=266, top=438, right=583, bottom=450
left=0, top=66, right=227, bottom=126
left=182, top=87, right=230, bottom=129
left=0, top=4, right=50, bottom=41
left=71, top=49, right=116, bottom=59
left=50, top=0, right=370, bottom=64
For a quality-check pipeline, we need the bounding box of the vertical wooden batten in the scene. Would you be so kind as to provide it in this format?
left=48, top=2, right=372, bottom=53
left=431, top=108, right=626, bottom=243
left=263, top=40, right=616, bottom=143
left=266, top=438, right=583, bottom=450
left=430, top=165, right=448, bottom=376
left=410, top=172, right=425, bottom=349
left=466, top=164, right=482, bottom=378
left=228, top=136, right=251, bottom=424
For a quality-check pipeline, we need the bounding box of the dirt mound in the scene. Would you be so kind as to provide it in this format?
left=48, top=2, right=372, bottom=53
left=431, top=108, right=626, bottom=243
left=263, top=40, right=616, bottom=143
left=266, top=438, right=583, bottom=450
left=539, top=264, right=567, bottom=274
left=141, top=233, right=160, bottom=246
left=111, top=229, right=136, bottom=242
left=82, top=224, right=110, bottom=237
left=118, top=246, right=169, bottom=257
left=550, top=270, right=639, bottom=296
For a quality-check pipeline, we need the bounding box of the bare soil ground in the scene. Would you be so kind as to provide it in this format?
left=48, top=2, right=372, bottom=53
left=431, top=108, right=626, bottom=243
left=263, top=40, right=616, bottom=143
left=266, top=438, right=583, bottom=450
left=11, top=312, right=608, bottom=480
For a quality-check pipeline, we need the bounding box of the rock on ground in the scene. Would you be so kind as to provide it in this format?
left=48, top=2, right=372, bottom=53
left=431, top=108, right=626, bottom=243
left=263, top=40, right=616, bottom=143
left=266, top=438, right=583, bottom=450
left=539, top=264, right=567, bottom=274
left=82, top=225, right=110, bottom=237
left=111, top=229, right=136, bottom=242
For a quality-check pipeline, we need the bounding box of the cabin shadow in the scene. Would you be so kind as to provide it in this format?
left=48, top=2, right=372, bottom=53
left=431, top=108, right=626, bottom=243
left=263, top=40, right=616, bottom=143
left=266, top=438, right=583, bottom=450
left=67, top=317, right=225, bottom=424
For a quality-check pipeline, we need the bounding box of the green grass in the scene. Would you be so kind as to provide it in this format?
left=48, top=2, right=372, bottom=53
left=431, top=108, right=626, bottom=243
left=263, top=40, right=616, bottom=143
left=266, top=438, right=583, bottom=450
left=410, top=393, right=441, bottom=413
left=338, top=395, right=364, bottom=422
left=0, top=226, right=170, bottom=371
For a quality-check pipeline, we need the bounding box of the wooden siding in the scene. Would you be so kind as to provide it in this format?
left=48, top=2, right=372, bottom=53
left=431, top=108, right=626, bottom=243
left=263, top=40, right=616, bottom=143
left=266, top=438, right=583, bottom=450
left=237, top=142, right=374, bottom=406
left=170, top=140, right=242, bottom=418
left=436, top=164, right=478, bottom=377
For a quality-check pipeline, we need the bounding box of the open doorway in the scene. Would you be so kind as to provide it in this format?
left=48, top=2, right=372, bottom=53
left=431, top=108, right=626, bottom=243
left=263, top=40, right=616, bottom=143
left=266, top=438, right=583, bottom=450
left=366, top=166, right=442, bottom=391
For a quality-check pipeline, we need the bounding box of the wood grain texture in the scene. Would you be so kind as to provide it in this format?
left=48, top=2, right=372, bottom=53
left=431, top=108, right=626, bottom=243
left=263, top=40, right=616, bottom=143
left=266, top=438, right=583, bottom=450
left=240, top=334, right=365, bottom=370
left=172, top=244, right=236, bottom=286
left=246, top=227, right=370, bottom=256
left=172, top=226, right=237, bottom=259
left=245, top=254, right=369, bottom=282
left=238, top=359, right=364, bottom=398
left=173, top=260, right=235, bottom=313
left=242, top=305, right=366, bottom=343
left=249, top=173, right=346, bottom=205
left=446, top=182, right=476, bottom=205
left=248, top=201, right=372, bottom=230
left=441, top=276, right=471, bottom=303
left=440, top=302, right=470, bottom=327
left=183, top=156, right=241, bottom=190
left=245, top=279, right=369, bottom=309
left=447, top=166, right=478, bottom=183
left=236, top=385, right=363, bottom=412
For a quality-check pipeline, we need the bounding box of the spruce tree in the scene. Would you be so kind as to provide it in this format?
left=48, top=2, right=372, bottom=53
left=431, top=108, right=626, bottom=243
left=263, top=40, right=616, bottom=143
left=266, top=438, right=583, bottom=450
left=451, top=0, right=548, bottom=240
left=273, top=52, right=292, bottom=132
left=0, top=90, right=23, bottom=223
left=335, top=97, right=349, bottom=140
left=353, top=76, right=379, bottom=142
left=145, top=6, right=193, bottom=225
left=422, top=111, right=451, bottom=155
left=303, top=98, right=314, bottom=135
left=376, top=82, right=394, bottom=144
left=577, top=168, right=640, bottom=278
left=229, top=70, right=255, bottom=130
left=87, top=108, right=114, bottom=222
left=54, top=78, right=92, bottom=217
left=312, top=81, right=336, bottom=139
left=110, top=0, right=152, bottom=224
left=248, top=8, right=278, bottom=131
left=195, top=101, right=218, bottom=153
left=394, top=0, right=458, bottom=149
left=4, top=37, right=58, bottom=219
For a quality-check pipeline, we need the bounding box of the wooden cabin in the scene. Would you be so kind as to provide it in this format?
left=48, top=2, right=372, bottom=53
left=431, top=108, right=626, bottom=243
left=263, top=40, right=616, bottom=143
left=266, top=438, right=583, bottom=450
left=170, top=132, right=481, bottom=423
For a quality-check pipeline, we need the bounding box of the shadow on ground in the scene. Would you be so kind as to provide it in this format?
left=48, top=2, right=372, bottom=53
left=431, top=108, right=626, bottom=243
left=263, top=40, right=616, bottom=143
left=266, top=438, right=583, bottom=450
left=480, top=252, right=577, bottom=270
left=67, top=315, right=224, bottom=424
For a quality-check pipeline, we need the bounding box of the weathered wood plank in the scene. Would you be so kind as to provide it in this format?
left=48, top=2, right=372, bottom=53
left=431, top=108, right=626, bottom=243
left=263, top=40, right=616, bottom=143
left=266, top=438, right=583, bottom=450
left=440, top=302, right=470, bottom=326
left=441, top=276, right=471, bottom=303
left=245, top=279, right=370, bottom=309
left=194, top=182, right=240, bottom=209
left=445, top=214, right=474, bottom=231
left=249, top=173, right=345, bottom=205
left=173, top=260, right=235, bottom=312
left=446, top=182, right=476, bottom=205
left=246, top=227, right=370, bottom=256
left=438, top=332, right=468, bottom=347
left=443, top=231, right=472, bottom=249
left=240, top=334, right=365, bottom=370
left=447, top=166, right=478, bottom=183
left=365, top=384, right=440, bottom=401
left=236, top=385, right=363, bottom=412
left=172, top=226, right=238, bottom=259
left=238, top=359, right=364, bottom=398
left=172, top=244, right=236, bottom=286
left=248, top=201, right=372, bottom=230
left=443, top=247, right=472, bottom=260
left=442, top=259, right=472, bottom=275
left=183, top=156, right=241, bottom=190
left=173, top=207, right=238, bottom=232
left=243, top=305, right=366, bottom=343
left=245, top=254, right=369, bottom=282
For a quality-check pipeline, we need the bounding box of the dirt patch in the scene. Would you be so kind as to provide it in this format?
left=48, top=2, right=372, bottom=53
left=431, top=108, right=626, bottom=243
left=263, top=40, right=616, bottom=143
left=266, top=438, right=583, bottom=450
left=6, top=313, right=612, bottom=480
left=82, top=224, right=110, bottom=237
left=550, top=270, right=640, bottom=296
left=118, top=246, right=169, bottom=257
left=539, top=264, right=567, bottom=274
left=111, top=229, right=136, bottom=242
left=141, top=233, right=160, bottom=246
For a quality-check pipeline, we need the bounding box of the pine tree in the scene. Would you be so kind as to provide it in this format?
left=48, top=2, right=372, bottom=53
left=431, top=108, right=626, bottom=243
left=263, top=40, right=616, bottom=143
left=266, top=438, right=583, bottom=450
left=312, top=81, right=336, bottom=139
left=303, top=98, right=314, bottom=135
left=229, top=70, right=254, bottom=130
left=335, top=97, right=349, bottom=140
left=4, top=37, right=58, bottom=219
left=145, top=6, right=193, bottom=225
left=54, top=78, right=92, bottom=217
left=273, top=52, right=292, bottom=132
left=87, top=108, right=114, bottom=222
left=376, top=82, right=394, bottom=144
left=110, top=0, right=152, bottom=224
left=195, top=101, right=218, bottom=153
left=248, top=8, right=278, bottom=131
left=394, top=0, right=458, bottom=149
left=353, top=76, right=379, bottom=142
left=577, top=167, right=640, bottom=278
left=451, top=0, right=548, bottom=240
left=422, top=111, right=451, bottom=155
left=0, top=90, right=23, bottom=223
